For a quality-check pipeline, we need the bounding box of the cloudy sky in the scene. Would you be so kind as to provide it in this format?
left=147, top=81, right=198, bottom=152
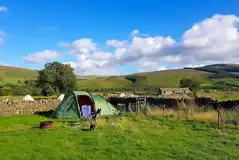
left=0, top=0, right=239, bottom=75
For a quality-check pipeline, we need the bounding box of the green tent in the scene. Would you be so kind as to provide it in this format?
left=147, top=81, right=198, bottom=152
left=50, top=91, right=117, bottom=119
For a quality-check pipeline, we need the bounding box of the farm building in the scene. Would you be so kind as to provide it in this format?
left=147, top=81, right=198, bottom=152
left=158, top=88, right=191, bottom=96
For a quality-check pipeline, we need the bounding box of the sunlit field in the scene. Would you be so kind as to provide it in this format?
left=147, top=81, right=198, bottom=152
left=0, top=112, right=238, bottom=160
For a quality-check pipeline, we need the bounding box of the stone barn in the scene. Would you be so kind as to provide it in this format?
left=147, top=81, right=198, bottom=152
left=158, top=88, right=191, bottom=97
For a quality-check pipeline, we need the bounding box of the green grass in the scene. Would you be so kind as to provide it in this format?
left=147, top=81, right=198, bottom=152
left=0, top=66, right=38, bottom=84
left=77, top=69, right=213, bottom=89
left=197, top=91, right=239, bottom=100
left=135, top=69, right=212, bottom=87
left=77, top=76, right=132, bottom=89
left=0, top=115, right=238, bottom=160
left=214, top=78, right=239, bottom=85
left=1, top=64, right=239, bottom=92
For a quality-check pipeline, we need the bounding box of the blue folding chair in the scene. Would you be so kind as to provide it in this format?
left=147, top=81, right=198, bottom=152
left=82, top=105, right=92, bottom=117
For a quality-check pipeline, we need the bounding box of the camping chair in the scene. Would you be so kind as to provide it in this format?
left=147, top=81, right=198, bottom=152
left=82, top=105, right=92, bottom=117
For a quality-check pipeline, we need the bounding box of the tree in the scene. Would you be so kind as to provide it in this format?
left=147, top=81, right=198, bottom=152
left=30, top=88, right=42, bottom=96
left=42, top=85, right=55, bottom=96
left=180, top=78, right=200, bottom=92
left=37, top=61, right=76, bottom=94
left=11, top=86, right=26, bottom=96
left=125, top=75, right=147, bottom=84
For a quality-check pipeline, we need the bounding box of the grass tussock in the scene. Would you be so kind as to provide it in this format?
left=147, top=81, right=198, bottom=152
left=146, top=104, right=237, bottom=124
left=150, top=108, right=219, bottom=123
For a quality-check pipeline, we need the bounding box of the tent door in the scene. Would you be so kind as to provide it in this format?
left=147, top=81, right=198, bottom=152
left=77, top=95, right=95, bottom=116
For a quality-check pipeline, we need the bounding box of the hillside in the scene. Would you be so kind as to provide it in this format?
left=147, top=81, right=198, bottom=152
left=185, top=64, right=239, bottom=89
left=77, top=69, right=213, bottom=90
left=0, top=65, right=38, bottom=84
left=1, top=64, right=239, bottom=90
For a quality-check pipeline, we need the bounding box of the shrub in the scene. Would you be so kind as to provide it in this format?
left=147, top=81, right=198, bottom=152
left=11, top=86, right=26, bottom=96
left=30, top=88, right=42, bottom=96
left=1, top=87, right=12, bottom=96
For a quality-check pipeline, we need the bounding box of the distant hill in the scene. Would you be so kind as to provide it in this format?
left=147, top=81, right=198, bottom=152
left=1, top=64, right=239, bottom=90
left=0, top=65, right=38, bottom=84
left=76, top=69, right=213, bottom=90
left=185, top=64, right=239, bottom=77
left=184, top=64, right=239, bottom=89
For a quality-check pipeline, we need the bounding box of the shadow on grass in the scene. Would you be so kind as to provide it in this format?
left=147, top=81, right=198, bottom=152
left=34, top=110, right=54, bottom=117
left=81, top=124, right=95, bottom=131
left=81, top=128, right=91, bottom=131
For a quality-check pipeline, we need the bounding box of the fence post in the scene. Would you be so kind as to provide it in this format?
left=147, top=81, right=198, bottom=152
left=163, top=104, right=167, bottom=119
left=217, top=105, right=223, bottom=128
left=217, top=106, right=220, bottom=128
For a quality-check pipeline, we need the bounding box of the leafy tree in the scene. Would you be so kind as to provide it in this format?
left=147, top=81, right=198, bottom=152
left=11, top=86, right=26, bottom=96
left=17, top=80, right=22, bottom=84
left=1, top=88, right=12, bottom=96
left=180, top=78, right=200, bottom=92
left=30, top=88, right=42, bottom=96
left=41, top=84, right=55, bottom=96
left=4, top=83, right=16, bottom=88
left=37, top=62, right=76, bottom=94
left=125, top=75, right=147, bottom=84
left=24, top=79, right=37, bottom=86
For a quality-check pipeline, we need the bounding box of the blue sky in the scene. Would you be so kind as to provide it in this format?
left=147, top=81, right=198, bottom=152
left=0, top=0, right=239, bottom=75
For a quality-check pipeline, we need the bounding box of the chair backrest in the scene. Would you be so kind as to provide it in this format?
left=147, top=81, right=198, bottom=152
left=82, top=105, right=92, bottom=117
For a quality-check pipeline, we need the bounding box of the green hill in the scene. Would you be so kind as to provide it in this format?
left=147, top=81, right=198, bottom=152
left=0, top=65, right=38, bottom=84
left=1, top=64, right=239, bottom=91
left=185, top=64, right=239, bottom=89
left=77, top=69, right=213, bottom=90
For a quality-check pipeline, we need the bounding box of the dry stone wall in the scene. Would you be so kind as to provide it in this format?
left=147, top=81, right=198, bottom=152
left=0, top=99, right=60, bottom=116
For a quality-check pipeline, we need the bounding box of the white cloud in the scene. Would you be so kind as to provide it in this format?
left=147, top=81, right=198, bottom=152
left=73, top=14, right=239, bottom=75
left=25, top=14, right=239, bottom=75
left=63, top=61, right=77, bottom=69
left=112, top=36, right=176, bottom=65
left=0, top=62, right=8, bottom=66
left=180, top=14, right=239, bottom=63
left=130, top=29, right=139, bottom=37
left=0, top=6, right=7, bottom=12
left=60, top=38, right=97, bottom=54
left=138, top=60, right=167, bottom=72
left=74, top=53, right=119, bottom=75
left=106, top=40, right=127, bottom=48
left=185, top=64, right=205, bottom=68
left=75, top=67, right=120, bottom=76
left=72, top=39, right=96, bottom=52
left=23, top=50, right=59, bottom=63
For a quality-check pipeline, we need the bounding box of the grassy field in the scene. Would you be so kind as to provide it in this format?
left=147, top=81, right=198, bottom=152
left=213, top=77, right=239, bottom=85
left=0, top=66, right=38, bottom=84
left=77, top=76, right=132, bottom=89
left=135, top=69, right=212, bottom=87
left=77, top=69, right=213, bottom=89
left=0, top=114, right=238, bottom=160
left=197, top=91, right=239, bottom=101
left=1, top=64, right=239, bottom=92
